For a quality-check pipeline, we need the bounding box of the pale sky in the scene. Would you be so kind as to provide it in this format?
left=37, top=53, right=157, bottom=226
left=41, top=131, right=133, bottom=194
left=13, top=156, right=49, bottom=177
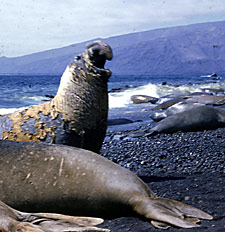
left=1, top=0, right=225, bottom=57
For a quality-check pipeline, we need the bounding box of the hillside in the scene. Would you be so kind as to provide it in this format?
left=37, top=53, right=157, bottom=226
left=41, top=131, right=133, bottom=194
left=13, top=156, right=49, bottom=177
left=0, top=21, right=225, bottom=75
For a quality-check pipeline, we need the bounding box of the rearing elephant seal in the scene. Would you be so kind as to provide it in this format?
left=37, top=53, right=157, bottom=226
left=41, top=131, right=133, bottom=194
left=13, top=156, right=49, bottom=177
left=0, top=40, right=113, bottom=153
left=0, top=140, right=212, bottom=229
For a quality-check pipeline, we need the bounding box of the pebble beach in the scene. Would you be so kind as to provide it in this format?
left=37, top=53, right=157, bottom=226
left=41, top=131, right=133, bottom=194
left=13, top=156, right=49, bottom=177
left=100, top=122, right=225, bottom=231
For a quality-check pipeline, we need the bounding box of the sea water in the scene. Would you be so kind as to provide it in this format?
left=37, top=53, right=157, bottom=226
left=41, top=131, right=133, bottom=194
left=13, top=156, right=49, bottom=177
left=0, top=74, right=225, bottom=119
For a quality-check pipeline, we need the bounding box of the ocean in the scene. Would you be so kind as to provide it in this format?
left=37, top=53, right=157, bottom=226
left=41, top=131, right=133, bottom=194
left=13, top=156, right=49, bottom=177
left=0, top=74, right=225, bottom=122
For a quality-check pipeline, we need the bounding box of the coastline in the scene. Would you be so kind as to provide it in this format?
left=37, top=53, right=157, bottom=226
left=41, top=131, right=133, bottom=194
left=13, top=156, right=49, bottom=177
left=100, top=123, right=225, bottom=231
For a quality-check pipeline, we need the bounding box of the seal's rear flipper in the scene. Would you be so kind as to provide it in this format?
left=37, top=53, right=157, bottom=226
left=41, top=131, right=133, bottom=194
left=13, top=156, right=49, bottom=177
left=131, top=196, right=213, bottom=229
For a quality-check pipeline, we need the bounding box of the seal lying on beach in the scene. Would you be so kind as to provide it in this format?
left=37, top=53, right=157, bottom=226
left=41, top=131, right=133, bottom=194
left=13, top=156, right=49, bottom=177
left=184, top=94, right=225, bottom=106
left=150, top=102, right=204, bottom=121
left=0, top=140, right=212, bottom=229
left=0, top=40, right=113, bottom=153
left=148, top=105, right=225, bottom=136
left=0, top=200, right=108, bottom=232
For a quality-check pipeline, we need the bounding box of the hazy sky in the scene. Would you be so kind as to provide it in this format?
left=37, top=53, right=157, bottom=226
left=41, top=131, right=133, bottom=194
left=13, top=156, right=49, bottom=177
left=1, top=0, right=225, bottom=57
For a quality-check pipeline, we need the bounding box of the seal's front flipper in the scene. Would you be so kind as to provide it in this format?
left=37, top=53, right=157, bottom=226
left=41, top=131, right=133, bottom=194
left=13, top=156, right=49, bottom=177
left=20, top=212, right=110, bottom=232
left=131, top=196, right=213, bottom=229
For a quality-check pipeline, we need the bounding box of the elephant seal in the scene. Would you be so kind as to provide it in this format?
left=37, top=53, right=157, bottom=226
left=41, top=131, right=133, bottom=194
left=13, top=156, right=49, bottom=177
left=150, top=102, right=204, bottom=121
left=0, top=40, right=113, bottom=153
left=0, top=200, right=108, bottom=232
left=0, top=140, right=212, bottom=229
left=151, top=97, right=182, bottom=111
left=201, top=88, right=224, bottom=94
left=183, top=95, right=225, bottom=106
left=148, top=105, right=225, bottom=136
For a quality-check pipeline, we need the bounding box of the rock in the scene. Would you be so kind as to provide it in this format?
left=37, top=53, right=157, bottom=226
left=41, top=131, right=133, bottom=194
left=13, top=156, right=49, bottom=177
left=107, top=118, right=134, bottom=126
left=131, top=95, right=158, bottom=104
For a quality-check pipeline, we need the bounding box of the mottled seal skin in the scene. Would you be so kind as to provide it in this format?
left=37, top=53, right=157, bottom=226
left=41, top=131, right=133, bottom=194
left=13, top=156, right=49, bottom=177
left=149, top=105, right=225, bottom=136
left=0, top=140, right=212, bottom=229
left=0, top=40, right=113, bottom=153
left=0, top=200, right=108, bottom=232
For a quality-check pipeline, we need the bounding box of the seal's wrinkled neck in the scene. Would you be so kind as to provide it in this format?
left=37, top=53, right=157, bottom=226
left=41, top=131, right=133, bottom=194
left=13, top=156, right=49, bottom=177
left=55, top=55, right=111, bottom=97
left=53, top=56, right=110, bottom=116
left=53, top=41, right=112, bottom=125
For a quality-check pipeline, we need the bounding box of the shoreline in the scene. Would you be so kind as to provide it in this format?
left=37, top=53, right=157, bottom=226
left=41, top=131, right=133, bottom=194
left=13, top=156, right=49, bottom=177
left=100, top=123, right=225, bottom=231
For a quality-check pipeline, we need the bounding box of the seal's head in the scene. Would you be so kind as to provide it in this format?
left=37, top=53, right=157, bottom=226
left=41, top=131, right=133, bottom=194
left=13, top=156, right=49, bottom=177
left=83, top=40, right=113, bottom=77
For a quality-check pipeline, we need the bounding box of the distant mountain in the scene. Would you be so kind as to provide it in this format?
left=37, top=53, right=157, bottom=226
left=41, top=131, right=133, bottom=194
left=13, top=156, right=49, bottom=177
left=1, top=21, right=225, bottom=75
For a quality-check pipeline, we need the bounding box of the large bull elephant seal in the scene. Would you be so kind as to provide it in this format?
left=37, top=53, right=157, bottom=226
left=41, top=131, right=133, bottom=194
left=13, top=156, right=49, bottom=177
left=0, top=140, right=212, bottom=229
left=0, top=200, right=109, bottom=232
left=0, top=40, right=113, bottom=153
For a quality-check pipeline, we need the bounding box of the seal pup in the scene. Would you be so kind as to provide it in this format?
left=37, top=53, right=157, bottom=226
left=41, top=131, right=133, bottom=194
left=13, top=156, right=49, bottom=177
left=148, top=105, right=225, bottom=136
left=0, top=200, right=108, bottom=232
left=0, top=140, right=212, bottom=229
left=0, top=40, right=113, bottom=153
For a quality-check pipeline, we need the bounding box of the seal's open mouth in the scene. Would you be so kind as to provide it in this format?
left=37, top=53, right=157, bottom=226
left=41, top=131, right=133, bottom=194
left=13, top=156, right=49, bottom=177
left=92, top=56, right=107, bottom=69
left=93, top=64, right=112, bottom=77
left=92, top=57, right=112, bottom=77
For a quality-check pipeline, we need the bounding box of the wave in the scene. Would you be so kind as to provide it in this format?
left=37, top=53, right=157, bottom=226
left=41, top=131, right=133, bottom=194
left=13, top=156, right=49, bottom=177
left=1, top=80, right=224, bottom=112
left=109, top=83, right=158, bottom=108
left=109, top=81, right=225, bottom=109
